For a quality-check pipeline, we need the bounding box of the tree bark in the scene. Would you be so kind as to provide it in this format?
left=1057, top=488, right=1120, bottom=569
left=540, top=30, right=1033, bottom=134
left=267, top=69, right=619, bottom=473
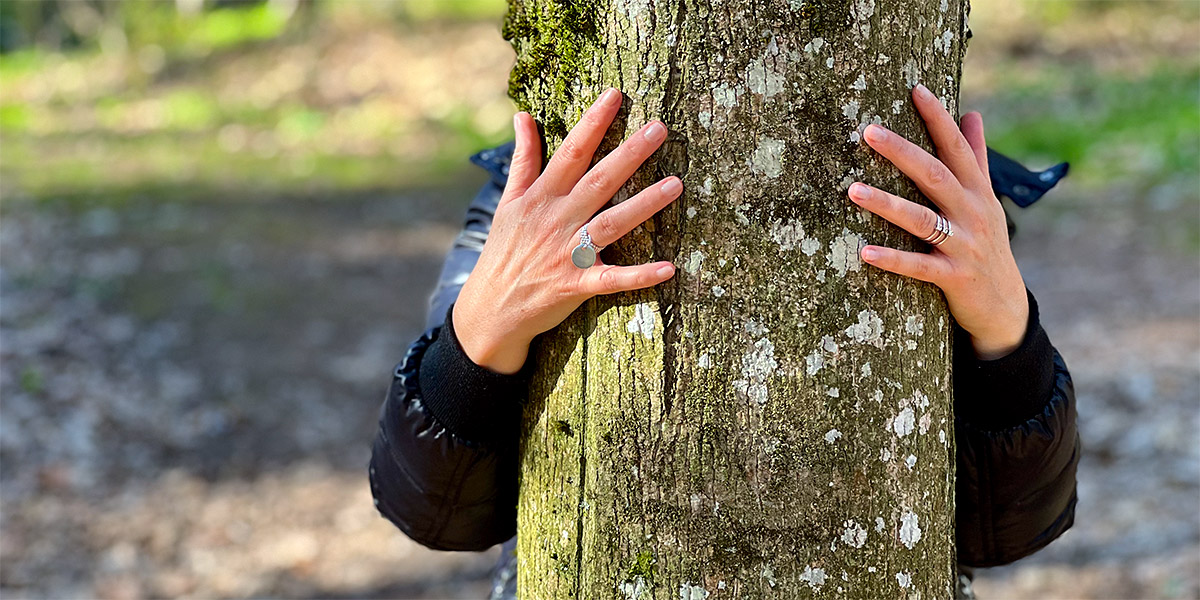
left=506, top=1, right=968, bottom=597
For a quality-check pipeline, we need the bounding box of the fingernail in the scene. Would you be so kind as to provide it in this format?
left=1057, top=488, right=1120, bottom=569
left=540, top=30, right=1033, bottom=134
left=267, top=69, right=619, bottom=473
left=644, top=121, right=667, bottom=142
left=656, top=264, right=675, bottom=278
left=864, top=125, right=887, bottom=143
left=861, top=246, right=878, bottom=261
left=513, top=113, right=522, bottom=129
left=661, top=177, right=682, bottom=196
left=914, top=83, right=932, bottom=101
left=600, top=88, right=620, bottom=105
left=848, top=182, right=870, bottom=201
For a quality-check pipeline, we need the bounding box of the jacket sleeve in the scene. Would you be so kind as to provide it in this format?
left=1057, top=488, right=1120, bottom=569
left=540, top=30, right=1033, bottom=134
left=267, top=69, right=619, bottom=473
left=368, top=145, right=527, bottom=551
left=952, top=289, right=1080, bottom=567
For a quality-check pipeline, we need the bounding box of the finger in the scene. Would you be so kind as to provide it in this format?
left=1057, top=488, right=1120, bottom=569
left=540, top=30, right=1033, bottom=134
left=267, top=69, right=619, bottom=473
left=911, top=84, right=988, bottom=191
left=860, top=245, right=950, bottom=284
left=584, top=176, right=682, bottom=247
left=580, top=261, right=676, bottom=296
left=863, top=123, right=964, bottom=215
left=569, top=120, right=669, bottom=213
left=848, top=182, right=948, bottom=247
left=500, top=112, right=543, bottom=205
left=959, top=111, right=990, bottom=184
left=540, top=88, right=623, bottom=196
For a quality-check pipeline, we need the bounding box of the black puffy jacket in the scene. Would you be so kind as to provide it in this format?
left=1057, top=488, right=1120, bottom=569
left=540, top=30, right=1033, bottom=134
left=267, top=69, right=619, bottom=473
left=368, top=144, right=1078, bottom=597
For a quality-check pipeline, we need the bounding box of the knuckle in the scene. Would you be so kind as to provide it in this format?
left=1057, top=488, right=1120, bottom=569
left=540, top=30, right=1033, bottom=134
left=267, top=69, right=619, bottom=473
left=926, top=163, right=949, bottom=186
left=916, top=207, right=939, bottom=236
left=590, top=211, right=616, bottom=242
left=597, top=267, right=620, bottom=291
left=556, top=140, right=587, bottom=163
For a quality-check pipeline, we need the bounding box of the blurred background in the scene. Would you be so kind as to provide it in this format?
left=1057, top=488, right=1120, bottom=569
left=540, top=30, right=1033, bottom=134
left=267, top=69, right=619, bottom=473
left=0, top=0, right=1196, bottom=598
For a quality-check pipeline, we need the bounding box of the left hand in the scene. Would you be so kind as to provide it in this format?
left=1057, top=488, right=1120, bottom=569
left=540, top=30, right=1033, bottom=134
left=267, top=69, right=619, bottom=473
left=849, top=84, right=1029, bottom=360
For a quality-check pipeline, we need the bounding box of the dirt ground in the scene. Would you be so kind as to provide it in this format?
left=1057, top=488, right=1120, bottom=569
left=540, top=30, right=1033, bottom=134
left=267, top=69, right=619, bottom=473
left=2, top=6, right=1198, bottom=600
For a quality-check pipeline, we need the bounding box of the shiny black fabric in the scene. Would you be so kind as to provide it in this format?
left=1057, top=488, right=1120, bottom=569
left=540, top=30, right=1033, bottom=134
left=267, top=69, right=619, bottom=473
left=368, top=144, right=1080, bottom=589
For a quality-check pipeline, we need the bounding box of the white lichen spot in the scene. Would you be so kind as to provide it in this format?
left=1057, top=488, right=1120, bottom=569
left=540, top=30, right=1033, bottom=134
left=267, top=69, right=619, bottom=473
left=732, top=337, right=777, bottom=405
left=875, top=517, right=886, bottom=532
left=851, top=73, right=867, bottom=90
left=746, top=41, right=787, bottom=98
left=905, top=315, right=925, bottom=336
left=879, top=447, right=892, bottom=462
left=826, top=387, right=840, bottom=398
left=845, top=309, right=884, bottom=348
left=771, top=218, right=805, bottom=251
left=749, top=137, right=786, bottom=179
left=940, top=0, right=949, bottom=11
left=701, top=177, right=714, bottom=196
left=896, top=571, right=912, bottom=589
left=915, top=390, right=930, bottom=409
left=899, top=510, right=922, bottom=549
left=799, top=566, right=827, bottom=590
left=805, top=350, right=825, bottom=376
left=939, top=429, right=947, bottom=444
left=892, top=99, right=904, bottom=114
left=841, top=520, right=868, bottom=548
left=679, top=582, right=709, bottom=600
left=861, top=362, right=872, bottom=377
left=892, top=406, right=916, bottom=437
left=827, top=229, right=863, bottom=278
left=848, top=130, right=861, bottom=144
left=901, top=59, right=920, bottom=88
left=841, top=100, right=861, bottom=120
left=932, top=29, right=955, bottom=55
left=803, top=37, right=826, bottom=54
left=626, top=303, right=656, bottom=339
left=744, top=319, right=768, bottom=336
left=824, top=428, right=842, bottom=443
left=683, top=250, right=705, bottom=275
left=665, top=31, right=678, bottom=47
left=620, top=576, right=648, bottom=600
left=718, top=581, right=726, bottom=590
left=698, top=111, right=712, bottom=129
left=825, top=56, right=835, bottom=69
left=918, top=412, right=932, bottom=434
left=877, top=53, right=891, bottom=65
left=905, top=454, right=917, bottom=470
left=872, top=389, right=884, bottom=403
left=711, top=285, right=725, bottom=298
left=905, top=339, right=918, bottom=351
left=711, top=82, right=740, bottom=108
left=822, top=335, right=839, bottom=353
left=801, top=237, right=821, bottom=256
left=698, top=352, right=712, bottom=369
left=762, top=564, right=777, bottom=587
left=868, top=566, right=877, bottom=573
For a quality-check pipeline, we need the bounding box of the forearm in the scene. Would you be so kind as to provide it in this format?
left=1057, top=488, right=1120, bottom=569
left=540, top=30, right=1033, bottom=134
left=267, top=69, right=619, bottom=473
left=952, top=291, right=1079, bottom=566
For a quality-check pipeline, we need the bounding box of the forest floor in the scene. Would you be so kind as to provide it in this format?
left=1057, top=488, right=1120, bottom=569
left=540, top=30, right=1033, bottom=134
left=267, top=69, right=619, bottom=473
left=1, top=3, right=1197, bottom=599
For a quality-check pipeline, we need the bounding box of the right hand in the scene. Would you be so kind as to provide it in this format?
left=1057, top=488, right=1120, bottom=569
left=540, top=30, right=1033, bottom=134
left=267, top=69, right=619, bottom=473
left=452, top=88, right=682, bottom=374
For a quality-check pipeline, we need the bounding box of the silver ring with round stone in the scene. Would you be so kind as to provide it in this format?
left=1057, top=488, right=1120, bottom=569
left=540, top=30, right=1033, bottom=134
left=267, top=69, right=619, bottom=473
left=571, top=224, right=604, bottom=269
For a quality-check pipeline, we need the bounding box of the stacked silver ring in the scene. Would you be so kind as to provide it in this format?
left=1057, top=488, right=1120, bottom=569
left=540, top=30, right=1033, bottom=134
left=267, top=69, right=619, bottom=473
left=571, top=224, right=605, bottom=268
left=921, top=214, right=954, bottom=246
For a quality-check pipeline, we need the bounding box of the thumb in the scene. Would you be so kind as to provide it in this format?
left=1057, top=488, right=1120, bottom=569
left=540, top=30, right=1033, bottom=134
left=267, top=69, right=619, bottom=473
left=501, top=112, right=543, bottom=205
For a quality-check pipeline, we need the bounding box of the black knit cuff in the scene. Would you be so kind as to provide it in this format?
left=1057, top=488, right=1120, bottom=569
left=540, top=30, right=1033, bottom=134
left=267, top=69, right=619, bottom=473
left=954, top=288, right=1056, bottom=431
left=417, top=303, right=529, bottom=448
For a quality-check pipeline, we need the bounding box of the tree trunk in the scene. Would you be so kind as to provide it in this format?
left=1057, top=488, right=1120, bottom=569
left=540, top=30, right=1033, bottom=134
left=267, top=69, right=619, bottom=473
left=507, top=1, right=968, bottom=597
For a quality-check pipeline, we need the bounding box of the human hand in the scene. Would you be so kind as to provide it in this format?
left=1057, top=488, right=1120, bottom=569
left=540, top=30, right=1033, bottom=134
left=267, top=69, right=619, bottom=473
left=849, top=84, right=1029, bottom=360
left=453, top=88, right=681, bottom=374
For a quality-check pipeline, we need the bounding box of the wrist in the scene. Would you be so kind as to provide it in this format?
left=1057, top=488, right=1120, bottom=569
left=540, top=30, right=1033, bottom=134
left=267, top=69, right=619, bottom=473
left=452, top=303, right=532, bottom=375
left=968, top=289, right=1030, bottom=361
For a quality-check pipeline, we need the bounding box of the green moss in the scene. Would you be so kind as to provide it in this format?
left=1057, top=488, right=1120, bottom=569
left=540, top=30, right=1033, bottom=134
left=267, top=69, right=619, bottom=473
left=626, top=550, right=658, bottom=584
left=503, top=0, right=604, bottom=141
